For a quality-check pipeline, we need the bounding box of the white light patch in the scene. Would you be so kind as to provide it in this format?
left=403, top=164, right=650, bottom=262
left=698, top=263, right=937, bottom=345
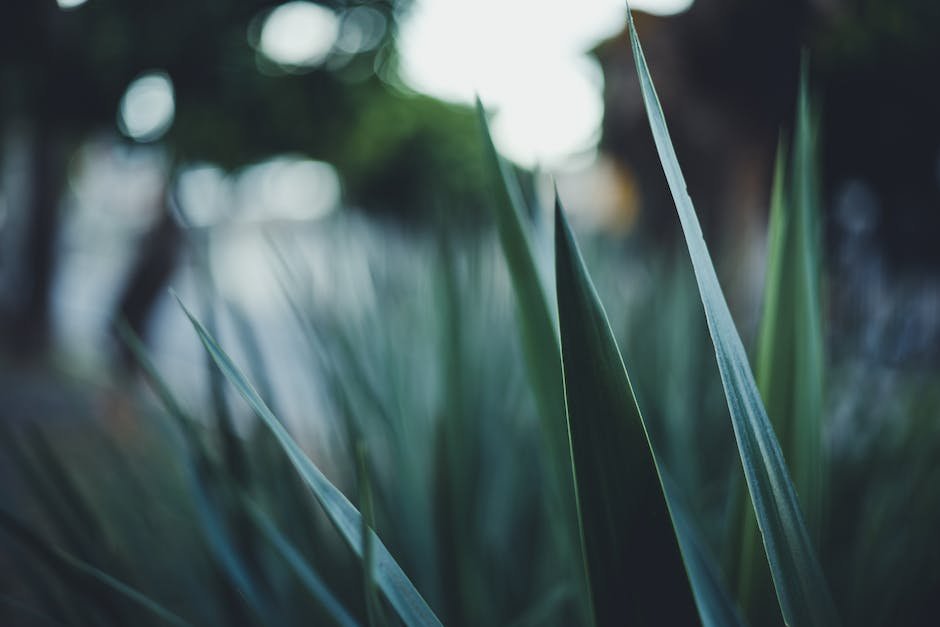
left=176, top=164, right=232, bottom=227
left=236, top=156, right=341, bottom=222
left=260, top=1, right=340, bottom=67
left=636, top=0, right=695, bottom=15
left=210, top=230, right=281, bottom=309
left=488, top=56, right=605, bottom=168
left=397, top=0, right=693, bottom=168
left=118, top=72, right=175, bottom=142
left=57, top=0, right=88, bottom=9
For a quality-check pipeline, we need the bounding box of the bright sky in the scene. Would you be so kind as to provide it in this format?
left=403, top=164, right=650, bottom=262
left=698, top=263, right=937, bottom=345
left=397, top=0, right=693, bottom=169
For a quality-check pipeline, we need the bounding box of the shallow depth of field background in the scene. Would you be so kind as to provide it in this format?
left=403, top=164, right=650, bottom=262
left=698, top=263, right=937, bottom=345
left=1, top=1, right=939, bottom=626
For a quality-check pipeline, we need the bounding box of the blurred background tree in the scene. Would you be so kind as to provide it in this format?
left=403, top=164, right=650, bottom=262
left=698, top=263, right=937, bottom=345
left=2, top=0, right=938, bottom=365
left=599, top=0, right=940, bottom=270
left=0, top=0, right=488, bottom=362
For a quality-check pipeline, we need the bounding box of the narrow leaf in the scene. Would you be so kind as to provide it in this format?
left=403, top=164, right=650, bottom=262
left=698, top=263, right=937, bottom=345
left=756, top=67, right=826, bottom=534
left=244, top=502, right=358, bottom=627
left=475, top=100, right=570, bottom=484
left=625, top=7, right=838, bottom=626
left=732, top=141, right=788, bottom=624
left=554, top=196, right=699, bottom=626
left=119, top=320, right=280, bottom=623
left=177, top=297, right=443, bottom=627
left=476, top=102, right=586, bottom=620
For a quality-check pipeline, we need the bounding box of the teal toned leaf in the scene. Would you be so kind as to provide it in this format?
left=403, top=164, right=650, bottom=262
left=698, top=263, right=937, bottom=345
left=245, top=502, right=358, bottom=627
left=625, top=7, right=838, bottom=626
left=475, top=100, right=571, bottom=487
left=554, top=195, right=699, bottom=626
left=177, top=298, right=443, bottom=627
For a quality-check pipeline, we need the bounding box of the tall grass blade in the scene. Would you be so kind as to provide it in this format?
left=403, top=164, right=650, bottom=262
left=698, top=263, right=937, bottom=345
left=625, top=7, right=838, bottom=625
left=731, top=142, right=788, bottom=624
left=739, top=71, right=825, bottom=623
left=119, top=320, right=277, bottom=623
left=553, top=195, right=698, bottom=626
left=244, top=502, right=358, bottom=627
left=475, top=100, right=571, bottom=488
left=756, top=67, right=826, bottom=534
left=177, top=298, right=443, bottom=627
left=476, top=101, right=587, bottom=623
left=356, top=441, right=387, bottom=627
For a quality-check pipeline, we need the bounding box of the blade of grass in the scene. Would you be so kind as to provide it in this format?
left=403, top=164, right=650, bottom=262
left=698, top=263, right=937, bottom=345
left=739, top=70, right=826, bottom=624
left=554, top=195, right=699, bottom=626
left=475, top=100, right=572, bottom=495
left=176, top=297, right=443, bottom=627
left=476, top=100, right=587, bottom=622
left=118, top=320, right=276, bottom=624
left=244, top=501, right=358, bottom=627
left=753, top=66, right=826, bottom=540
left=356, top=441, right=387, bottom=627
left=625, top=7, right=838, bottom=625
left=731, top=140, right=789, bottom=625
left=763, top=64, right=826, bottom=535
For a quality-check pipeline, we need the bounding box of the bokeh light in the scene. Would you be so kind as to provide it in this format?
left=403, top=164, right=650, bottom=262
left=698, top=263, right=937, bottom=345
left=176, top=164, right=232, bottom=228
left=396, top=0, right=693, bottom=169
left=259, top=1, right=340, bottom=68
left=117, top=72, right=175, bottom=143
left=235, top=156, right=341, bottom=222
left=56, top=0, right=89, bottom=10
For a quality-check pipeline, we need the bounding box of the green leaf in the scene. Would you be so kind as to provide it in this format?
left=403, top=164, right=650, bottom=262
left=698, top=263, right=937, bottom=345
left=756, top=67, right=826, bottom=533
left=356, top=440, right=387, bottom=627
left=177, top=297, right=443, bottom=627
left=119, top=319, right=281, bottom=624
left=625, top=7, right=838, bottom=626
left=730, top=141, right=789, bottom=624
left=475, top=100, right=570, bottom=482
left=244, top=501, right=358, bottom=627
left=554, top=195, right=699, bottom=626
left=476, top=101, right=586, bottom=617
left=737, top=69, right=826, bottom=623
